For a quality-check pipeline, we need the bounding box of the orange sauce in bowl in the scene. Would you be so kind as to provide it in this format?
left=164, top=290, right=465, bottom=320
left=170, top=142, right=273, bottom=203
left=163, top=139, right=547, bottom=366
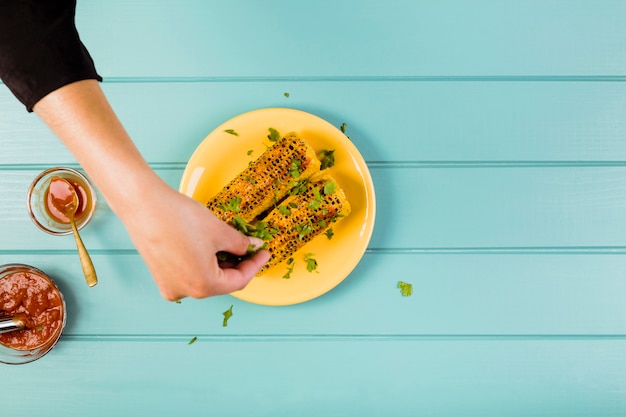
left=0, top=271, right=65, bottom=351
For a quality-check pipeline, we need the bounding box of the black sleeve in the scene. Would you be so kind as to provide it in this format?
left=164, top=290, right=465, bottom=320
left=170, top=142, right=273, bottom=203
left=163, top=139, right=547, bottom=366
left=0, top=0, right=102, bottom=112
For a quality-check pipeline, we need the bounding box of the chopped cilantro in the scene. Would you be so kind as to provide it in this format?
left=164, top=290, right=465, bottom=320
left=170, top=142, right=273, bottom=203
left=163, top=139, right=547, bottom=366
left=36, top=325, right=44, bottom=331
left=188, top=336, right=197, bottom=345
left=295, top=222, right=314, bottom=240
left=278, top=205, right=291, bottom=216
left=232, top=216, right=277, bottom=241
left=319, top=149, right=336, bottom=170
left=288, top=159, right=303, bottom=178
left=398, top=281, right=413, bottom=297
left=224, top=129, right=239, bottom=136
left=339, top=122, right=352, bottom=140
left=232, top=215, right=250, bottom=233
left=174, top=300, right=182, bottom=304
left=220, top=197, right=242, bottom=213
left=288, top=180, right=308, bottom=196
left=268, top=127, right=281, bottom=142
left=247, top=149, right=254, bottom=156
left=283, top=258, right=295, bottom=279
left=304, top=253, right=318, bottom=273
left=324, top=228, right=334, bottom=240
left=222, top=305, right=234, bottom=327
left=308, top=188, right=323, bottom=210
left=323, top=181, right=337, bottom=195
left=284, top=92, right=290, bottom=97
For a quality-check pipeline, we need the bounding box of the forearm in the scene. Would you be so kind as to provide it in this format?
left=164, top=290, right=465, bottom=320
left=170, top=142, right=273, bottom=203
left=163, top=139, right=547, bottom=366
left=33, top=79, right=167, bottom=219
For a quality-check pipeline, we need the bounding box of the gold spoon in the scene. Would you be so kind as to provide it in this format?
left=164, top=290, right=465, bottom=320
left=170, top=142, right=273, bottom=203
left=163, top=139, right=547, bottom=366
left=52, top=177, right=98, bottom=287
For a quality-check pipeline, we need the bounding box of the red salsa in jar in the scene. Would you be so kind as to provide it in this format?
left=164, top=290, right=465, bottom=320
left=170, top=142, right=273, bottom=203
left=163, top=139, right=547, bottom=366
left=0, top=270, right=65, bottom=351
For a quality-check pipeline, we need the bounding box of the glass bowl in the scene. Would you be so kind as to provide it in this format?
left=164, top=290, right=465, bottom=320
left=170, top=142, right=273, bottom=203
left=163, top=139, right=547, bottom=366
left=0, top=264, right=66, bottom=365
left=27, top=167, right=96, bottom=235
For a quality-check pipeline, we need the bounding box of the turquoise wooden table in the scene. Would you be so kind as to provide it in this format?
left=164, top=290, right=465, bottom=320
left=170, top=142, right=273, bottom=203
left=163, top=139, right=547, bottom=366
left=2, top=0, right=626, bottom=415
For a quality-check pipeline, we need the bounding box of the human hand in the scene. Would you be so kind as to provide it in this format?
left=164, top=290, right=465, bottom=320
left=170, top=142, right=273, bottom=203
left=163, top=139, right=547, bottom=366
left=119, top=183, right=270, bottom=301
left=31, top=80, right=269, bottom=300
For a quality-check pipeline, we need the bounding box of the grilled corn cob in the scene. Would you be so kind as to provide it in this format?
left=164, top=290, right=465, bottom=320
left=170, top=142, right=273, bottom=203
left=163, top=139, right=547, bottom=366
left=256, top=173, right=351, bottom=272
left=207, top=132, right=320, bottom=223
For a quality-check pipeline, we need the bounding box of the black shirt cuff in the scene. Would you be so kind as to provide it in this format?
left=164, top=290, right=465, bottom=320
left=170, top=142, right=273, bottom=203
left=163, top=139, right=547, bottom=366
left=0, top=0, right=102, bottom=112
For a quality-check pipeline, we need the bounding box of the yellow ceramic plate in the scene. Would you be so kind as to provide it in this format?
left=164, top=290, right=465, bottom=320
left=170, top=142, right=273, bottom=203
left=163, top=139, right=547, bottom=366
left=180, top=108, right=375, bottom=306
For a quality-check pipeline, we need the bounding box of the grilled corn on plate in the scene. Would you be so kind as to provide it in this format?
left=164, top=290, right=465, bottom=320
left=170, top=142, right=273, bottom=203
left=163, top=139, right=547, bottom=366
left=206, top=131, right=350, bottom=273
left=207, top=132, right=320, bottom=223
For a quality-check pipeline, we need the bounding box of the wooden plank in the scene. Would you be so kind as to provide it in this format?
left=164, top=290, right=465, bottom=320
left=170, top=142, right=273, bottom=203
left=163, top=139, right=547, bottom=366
left=3, top=338, right=626, bottom=416
left=1, top=252, right=625, bottom=335
left=74, top=0, right=626, bottom=77
left=3, top=81, right=626, bottom=164
left=0, top=166, right=625, bottom=250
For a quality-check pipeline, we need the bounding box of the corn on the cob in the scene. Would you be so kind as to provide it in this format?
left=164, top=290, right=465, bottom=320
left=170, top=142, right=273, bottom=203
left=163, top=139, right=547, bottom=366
left=207, top=132, right=320, bottom=223
left=256, top=173, right=351, bottom=272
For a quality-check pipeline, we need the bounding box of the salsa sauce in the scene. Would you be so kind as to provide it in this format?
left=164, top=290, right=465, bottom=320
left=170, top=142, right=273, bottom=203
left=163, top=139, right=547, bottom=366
left=0, top=271, right=65, bottom=351
left=45, top=176, right=89, bottom=223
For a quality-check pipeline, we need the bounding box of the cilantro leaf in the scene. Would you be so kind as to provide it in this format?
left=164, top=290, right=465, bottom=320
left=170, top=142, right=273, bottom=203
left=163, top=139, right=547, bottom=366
left=224, top=129, right=239, bottom=136
left=324, top=228, right=334, bottom=240
left=223, top=305, right=234, bottom=327
left=220, top=197, right=242, bottom=213
left=188, top=336, right=198, bottom=345
left=304, top=253, right=318, bottom=273
left=283, top=258, right=295, bottom=279
left=323, top=181, right=337, bottom=195
left=284, top=92, right=290, bottom=97
left=339, top=122, right=352, bottom=140
left=308, top=188, right=323, bottom=210
left=288, top=159, right=303, bottom=178
left=268, top=127, right=281, bottom=142
left=397, top=281, right=413, bottom=297
left=319, top=149, right=335, bottom=170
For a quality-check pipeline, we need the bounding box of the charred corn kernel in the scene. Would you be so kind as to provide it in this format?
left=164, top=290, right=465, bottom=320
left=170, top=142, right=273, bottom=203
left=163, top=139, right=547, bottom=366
left=257, top=173, right=351, bottom=272
left=207, top=132, right=321, bottom=223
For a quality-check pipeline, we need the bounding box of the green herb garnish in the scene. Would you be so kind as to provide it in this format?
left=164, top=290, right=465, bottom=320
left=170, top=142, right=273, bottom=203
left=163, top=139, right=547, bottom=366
left=398, top=281, right=413, bottom=297
left=220, top=197, right=242, bottom=213
left=188, top=336, right=197, bottom=345
left=247, top=149, right=254, bottom=156
left=288, top=180, right=308, bottom=196
left=223, top=305, right=234, bottom=327
left=232, top=216, right=277, bottom=241
left=339, top=123, right=351, bottom=140
left=278, top=205, right=291, bottom=216
left=283, top=258, right=295, bottom=279
left=323, top=181, right=337, bottom=195
left=284, top=92, right=290, bottom=98
left=319, top=149, right=335, bottom=170
left=308, top=188, right=323, bottom=210
left=268, top=127, right=281, bottom=142
left=304, top=253, right=318, bottom=273
left=295, top=222, right=315, bottom=240
left=324, top=228, right=334, bottom=240
left=224, top=129, right=239, bottom=136
left=288, top=159, right=303, bottom=178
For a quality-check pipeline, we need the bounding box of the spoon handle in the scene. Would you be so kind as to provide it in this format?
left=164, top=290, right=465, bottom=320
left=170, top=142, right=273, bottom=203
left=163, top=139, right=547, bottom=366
left=70, top=219, right=98, bottom=287
left=0, top=316, right=25, bottom=334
